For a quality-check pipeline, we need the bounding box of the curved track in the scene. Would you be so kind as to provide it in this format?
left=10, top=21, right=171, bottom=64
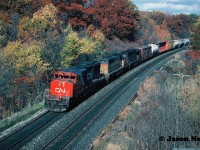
left=0, top=47, right=186, bottom=150
left=42, top=48, right=186, bottom=150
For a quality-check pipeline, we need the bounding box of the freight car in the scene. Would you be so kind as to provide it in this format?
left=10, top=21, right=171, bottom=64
left=157, top=39, right=190, bottom=54
left=139, top=45, right=152, bottom=61
left=148, top=44, right=159, bottom=55
left=44, top=39, right=190, bottom=112
left=173, top=40, right=182, bottom=49
left=157, top=41, right=174, bottom=53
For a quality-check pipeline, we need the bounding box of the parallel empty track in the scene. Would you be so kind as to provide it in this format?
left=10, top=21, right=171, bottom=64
left=42, top=48, right=186, bottom=150
left=0, top=111, right=65, bottom=150
left=0, top=47, right=186, bottom=150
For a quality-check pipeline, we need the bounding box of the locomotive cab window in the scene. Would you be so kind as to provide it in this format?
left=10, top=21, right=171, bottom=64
left=63, top=75, right=70, bottom=79
left=55, top=75, right=63, bottom=79
left=70, top=76, right=76, bottom=79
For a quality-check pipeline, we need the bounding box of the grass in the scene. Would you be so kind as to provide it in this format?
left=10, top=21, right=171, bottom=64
left=0, top=101, right=45, bottom=133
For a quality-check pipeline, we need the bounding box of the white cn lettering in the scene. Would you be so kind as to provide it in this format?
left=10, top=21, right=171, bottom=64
left=55, top=88, right=66, bottom=93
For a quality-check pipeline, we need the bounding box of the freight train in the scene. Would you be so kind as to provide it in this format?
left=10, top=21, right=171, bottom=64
left=44, top=39, right=190, bottom=112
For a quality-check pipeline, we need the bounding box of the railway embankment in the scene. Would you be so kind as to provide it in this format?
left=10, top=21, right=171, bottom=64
left=0, top=101, right=45, bottom=136
left=91, top=50, right=200, bottom=150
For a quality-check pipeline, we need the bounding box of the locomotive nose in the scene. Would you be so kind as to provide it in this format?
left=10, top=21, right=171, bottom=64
left=50, top=80, right=74, bottom=98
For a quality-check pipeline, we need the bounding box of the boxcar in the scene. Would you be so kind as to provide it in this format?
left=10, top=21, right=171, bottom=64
left=139, top=45, right=152, bottom=61
left=158, top=41, right=174, bottom=53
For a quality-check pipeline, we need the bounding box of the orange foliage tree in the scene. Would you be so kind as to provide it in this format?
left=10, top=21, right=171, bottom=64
left=0, top=0, right=50, bottom=17
left=54, top=0, right=94, bottom=31
left=166, top=14, right=192, bottom=38
left=92, top=0, right=140, bottom=40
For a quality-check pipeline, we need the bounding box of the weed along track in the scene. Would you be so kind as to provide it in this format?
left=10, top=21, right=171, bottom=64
left=0, top=111, right=64, bottom=150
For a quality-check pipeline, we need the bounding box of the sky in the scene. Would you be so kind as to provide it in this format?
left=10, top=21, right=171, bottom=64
left=132, top=0, right=200, bottom=15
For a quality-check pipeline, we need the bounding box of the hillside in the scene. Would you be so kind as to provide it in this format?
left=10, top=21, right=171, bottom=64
left=92, top=50, right=200, bottom=150
left=0, top=0, right=199, bottom=121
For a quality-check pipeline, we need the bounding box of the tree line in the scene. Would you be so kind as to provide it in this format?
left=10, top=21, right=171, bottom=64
left=0, top=0, right=199, bottom=119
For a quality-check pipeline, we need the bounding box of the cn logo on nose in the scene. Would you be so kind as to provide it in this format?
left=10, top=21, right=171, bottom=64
left=55, top=88, right=66, bottom=93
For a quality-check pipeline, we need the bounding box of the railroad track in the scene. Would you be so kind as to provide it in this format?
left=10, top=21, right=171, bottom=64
left=0, top=111, right=65, bottom=150
left=0, top=47, right=186, bottom=150
left=41, top=48, right=186, bottom=150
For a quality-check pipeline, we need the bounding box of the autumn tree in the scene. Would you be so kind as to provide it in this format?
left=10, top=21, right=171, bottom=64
left=0, top=0, right=50, bottom=17
left=0, top=40, right=48, bottom=115
left=86, top=24, right=105, bottom=59
left=135, top=12, right=160, bottom=45
left=92, top=0, right=139, bottom=40
left=18, top=3, right=61, bottom=42
left=17, top=3, right=64, bottom=73
left=148, top=11, right=166, bottom=25
left=166, top=14, right=192, bottom=38
left=2, top=41, right=47, bottom=77
left=0, top=11, right=19, bottom=43
left=54, top=0, right=94, bottom=31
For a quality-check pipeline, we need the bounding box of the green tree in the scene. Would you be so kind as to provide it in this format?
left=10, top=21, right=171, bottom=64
left=0, top=20, right=7, bottom=48
left=60, top=25, right=105, bottom=68
left=60, top=31, right=82, bottom=67
left=86, top=24, right=105, bottom=59
left=2, top=40, right=47, bottom=77
left=192, top=19, right=200, bottom=50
